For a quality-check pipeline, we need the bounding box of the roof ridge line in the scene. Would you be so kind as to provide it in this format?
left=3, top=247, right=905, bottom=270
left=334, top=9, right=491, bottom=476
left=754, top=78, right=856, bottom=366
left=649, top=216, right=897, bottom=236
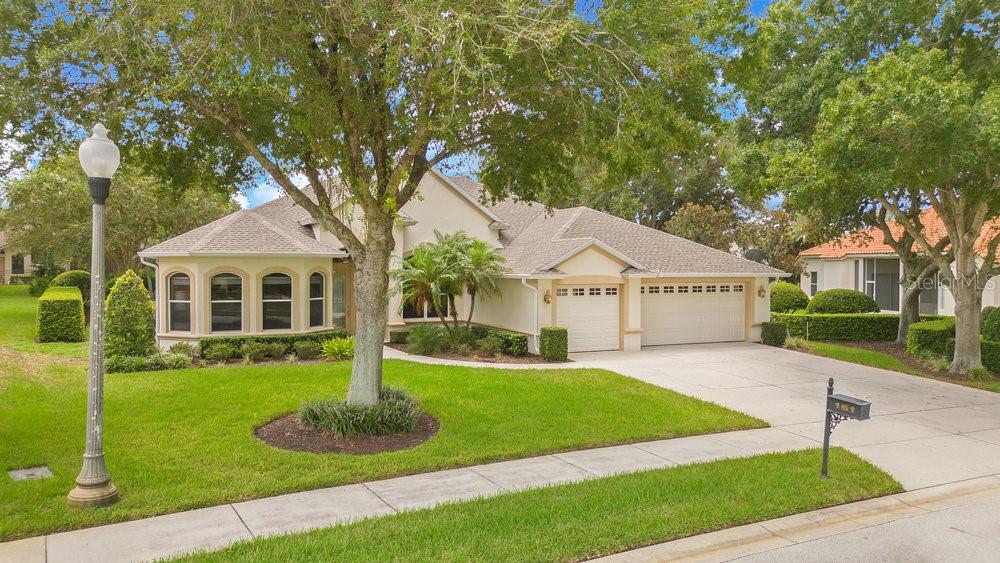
left=248, top=209, right=313, bottom=252
left=188, top=212, right=244, bottom=253
left=552, top=208, right=587, bottom=241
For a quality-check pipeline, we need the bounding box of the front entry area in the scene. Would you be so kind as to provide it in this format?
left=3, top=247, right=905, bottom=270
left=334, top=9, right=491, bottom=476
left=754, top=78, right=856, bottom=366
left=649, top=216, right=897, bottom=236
left=640, top=282, right=745, bottom=346
left=555, top=285, right=620, bottom=352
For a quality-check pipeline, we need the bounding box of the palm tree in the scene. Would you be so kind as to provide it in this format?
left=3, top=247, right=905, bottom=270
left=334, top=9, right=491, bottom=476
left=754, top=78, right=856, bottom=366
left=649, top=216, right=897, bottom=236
left=432, top=230, right=473, bottom=331
left=460, top=239, right=506, bottom=328
left=393, top=245, right=456, bottom=332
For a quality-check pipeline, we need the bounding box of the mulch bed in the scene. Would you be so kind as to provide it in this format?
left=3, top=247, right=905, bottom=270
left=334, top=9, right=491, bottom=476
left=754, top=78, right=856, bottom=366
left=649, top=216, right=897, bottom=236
left=255, top=412, right=439, bottom=455
left=385, top=342, right=570, bottom=364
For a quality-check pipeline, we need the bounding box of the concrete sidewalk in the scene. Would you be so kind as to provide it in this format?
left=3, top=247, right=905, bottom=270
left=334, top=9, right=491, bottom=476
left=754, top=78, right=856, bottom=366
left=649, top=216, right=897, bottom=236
left=0, top=427, right=815, bottom=563
left=595, top=474, right=1000, bottom=562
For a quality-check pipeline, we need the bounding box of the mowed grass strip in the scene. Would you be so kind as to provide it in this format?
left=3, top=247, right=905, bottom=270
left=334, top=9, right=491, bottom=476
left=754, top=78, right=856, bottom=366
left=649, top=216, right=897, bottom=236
left=178, top=448, right=900, bottom=562
left=0, top=356, right=764, bottom=540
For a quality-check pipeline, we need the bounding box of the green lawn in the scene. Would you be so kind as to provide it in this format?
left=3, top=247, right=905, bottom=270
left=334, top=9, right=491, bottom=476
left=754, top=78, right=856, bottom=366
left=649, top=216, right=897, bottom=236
left=0, top=285, right=88, bottom=357
left=791, top=339, right=1000, bottom=393
left=0, top=352, right=765, bottom=540
left=178, top=448, right=901, bottom=562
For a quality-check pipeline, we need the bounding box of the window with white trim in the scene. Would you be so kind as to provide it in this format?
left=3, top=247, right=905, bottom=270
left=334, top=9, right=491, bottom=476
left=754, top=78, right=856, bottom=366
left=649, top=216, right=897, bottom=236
left=648, top=285, right=660, bottom=294
left=605, top=287, right=618, bottom=296
left=262, top=273, right=293, bottom=330
left=733, top=284, right=744, bottom=293
left=720, top=284, right=731, bottom=293
left=706, top=285, right=717, bottom=293
left=640, top=286, right=645, bottom=294
left=692, top=285, right=703, bottom=293
left=664, top=285, right=675, bottom=293
left=168, top=273, right=191, bottom=332
left=210, top=273, right=242, bottom=332
left=589, top=287, right=602, bottom=296
left=556, top=288, right=568, bottom=297
left=572, top=287, right=585, bottom=296
left=309, top=273, right=324, bottom=328
left=677, top=285, right=689, bottom=293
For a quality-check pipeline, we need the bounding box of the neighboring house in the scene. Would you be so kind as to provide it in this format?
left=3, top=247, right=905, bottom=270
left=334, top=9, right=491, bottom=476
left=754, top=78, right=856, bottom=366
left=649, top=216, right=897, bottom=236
left=139, top=170, right=786, bottom=353
left=0, top=233, right=34, bottom=285
left=799, top=209, right=1000, bottom=315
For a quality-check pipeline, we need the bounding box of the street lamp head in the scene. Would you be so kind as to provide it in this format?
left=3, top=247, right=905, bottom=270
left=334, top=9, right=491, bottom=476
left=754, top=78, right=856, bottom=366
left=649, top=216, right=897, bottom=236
left=78, top=123, right=120, bottom=180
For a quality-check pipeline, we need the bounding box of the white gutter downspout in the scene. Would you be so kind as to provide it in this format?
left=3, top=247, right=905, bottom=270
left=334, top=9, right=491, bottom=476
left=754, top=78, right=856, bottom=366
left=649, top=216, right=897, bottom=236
left=140, top=256, right=159, bottom=335
left=521, top=278, right=539, bottom=352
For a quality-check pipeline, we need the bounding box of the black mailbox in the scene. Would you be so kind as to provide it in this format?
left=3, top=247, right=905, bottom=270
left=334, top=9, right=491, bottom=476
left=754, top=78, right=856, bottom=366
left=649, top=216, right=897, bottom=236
left=827, top=394, right=871, bottom=420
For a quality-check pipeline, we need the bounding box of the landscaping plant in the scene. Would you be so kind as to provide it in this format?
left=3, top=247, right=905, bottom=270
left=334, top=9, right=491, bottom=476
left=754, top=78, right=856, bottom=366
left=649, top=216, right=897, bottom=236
left=322, top=336, right=356, bottom=361
left=982, top=307, right=1000, bottom=342
left=48, top=270, right=91, bottom=310
left=300, top=387, right=421, bottom=437
left=294, top=340, right=323, bottom=360
left=769, top=281, right=809, bottom=313
left=202, top=343, right=237, bottom=362
left=539, top=327, right=569, bottom=361
left=476, top=335, right=505, bottom=359
left=760, top=321, right=788, bottom=347
left=406, top=324, right=444, bottom=356
left=806, top=289, right=879, bottom=314
left=168, top=342, right=197, bottom=357
left=104, top=269, right=156, bottom=357
left=36, top=286, right=86, bottom=343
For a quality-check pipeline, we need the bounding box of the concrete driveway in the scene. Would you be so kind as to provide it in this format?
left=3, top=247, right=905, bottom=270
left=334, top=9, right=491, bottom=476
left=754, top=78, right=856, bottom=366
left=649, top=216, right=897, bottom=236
left=572, top=342, right=1000, bottom=490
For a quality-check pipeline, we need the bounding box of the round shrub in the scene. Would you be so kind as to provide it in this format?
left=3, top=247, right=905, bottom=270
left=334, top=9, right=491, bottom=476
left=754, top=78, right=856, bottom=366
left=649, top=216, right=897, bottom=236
left=477, top=335, right=505, bottom=358
left=168, top=342, right=197, bottom=357
left=769, top=281, right=809, bottom=313
left=203, top=343, right=237, bottom=362
left=300, top=386, right=421, bottom=437
left=806, top=289, right=879, bottom=314
left=760, top=321, right=788, bottom=347
left=294, top=340, right=323, bottom=360
left=50, top=270, right=91, bottom=306
left=406, top=324, right=443, bottom=356
left=104, top=270, right=156, bottom=358
left=539, top=326, right=568, bottom=361
left=981, top=306, right=1000, bottom=342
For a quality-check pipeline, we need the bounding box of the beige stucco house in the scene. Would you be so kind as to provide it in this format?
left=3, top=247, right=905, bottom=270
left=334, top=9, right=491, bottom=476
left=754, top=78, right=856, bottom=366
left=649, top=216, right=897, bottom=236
left=0, top=233, right=34, bottom=285
left=140, top=170, right=786, bottom=353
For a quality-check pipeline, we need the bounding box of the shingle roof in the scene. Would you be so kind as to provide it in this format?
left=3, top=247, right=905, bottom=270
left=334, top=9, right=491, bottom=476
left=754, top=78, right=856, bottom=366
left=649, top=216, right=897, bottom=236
left=140, top=188, right=347, bottom=257
left=451, top=177, right=786, bottom=276
left=141, top=174, right=787, bottom=277
left=800, top=208, right=1000, bottom=260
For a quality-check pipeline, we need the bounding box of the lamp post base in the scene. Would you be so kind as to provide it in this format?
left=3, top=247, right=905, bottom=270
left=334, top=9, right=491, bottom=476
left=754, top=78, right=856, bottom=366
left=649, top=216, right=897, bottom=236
left=68, top=481, right=120, bottom=508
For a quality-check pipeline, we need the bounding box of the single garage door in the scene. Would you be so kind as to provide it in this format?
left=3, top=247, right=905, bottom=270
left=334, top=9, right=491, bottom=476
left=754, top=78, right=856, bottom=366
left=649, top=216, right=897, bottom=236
left=556, top=285, right=620, bottom=352
left=641, top=282, right=745, bottom=346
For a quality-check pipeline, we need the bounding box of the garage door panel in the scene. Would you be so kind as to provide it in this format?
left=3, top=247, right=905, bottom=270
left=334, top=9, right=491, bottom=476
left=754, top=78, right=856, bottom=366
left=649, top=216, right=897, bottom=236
left=556, top=286, right=619, bottom=352
left=641, top=283, right=745, bottom=346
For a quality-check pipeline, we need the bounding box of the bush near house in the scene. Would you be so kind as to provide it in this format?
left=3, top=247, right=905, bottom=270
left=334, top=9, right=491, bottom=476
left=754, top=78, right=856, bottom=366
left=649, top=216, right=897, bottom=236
left=36, top=286, right=86, bottom=342
left=322, top=336, right=356, bottom=360
left=105, top=353, right=191, bottom=373
left=389, top=330, right=410, bottom=344
left=493, top=329, right=529, bottom=356
left=202, top=343, right=238, bottom=362
left=760, top=322, right=788, bottom=347
left=198, top=329, right=349, bottom=359
left=937, top=336, right=1000, bottom=375
left=49, top=270, right=91, bottom=307
left=805, top=288, right=880, bottom=314
left=242, top=341, right=288, bottom=362
left=540, top=327, right=569, bottom=361
left=773, top=312, right=900, bottom=341
left=294, top=340, right=323, bottom=360
left=769, top=281, right=809, bottom=313
left=406, top=324, right=444, bottom=355
left=981, top=307, right=1000, bottom=342
left=104, top=270, right=156, bottom=358
left=906, top=317, right=955, bottom=356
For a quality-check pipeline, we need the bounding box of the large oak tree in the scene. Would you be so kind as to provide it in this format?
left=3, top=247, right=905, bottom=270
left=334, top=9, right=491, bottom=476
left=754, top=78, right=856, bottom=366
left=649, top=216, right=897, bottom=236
left=3, top=1, right=729, bottom=404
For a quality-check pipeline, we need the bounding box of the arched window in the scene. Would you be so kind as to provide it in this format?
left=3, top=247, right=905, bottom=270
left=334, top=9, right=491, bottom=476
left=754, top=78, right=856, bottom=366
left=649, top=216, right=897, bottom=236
left=168, top=273, right=191, bottom=332
left=211, top=273, right=242, bottom=332
left=262, top=273, right=292, bottom=330
left=309, top=273, right=324, bottom=328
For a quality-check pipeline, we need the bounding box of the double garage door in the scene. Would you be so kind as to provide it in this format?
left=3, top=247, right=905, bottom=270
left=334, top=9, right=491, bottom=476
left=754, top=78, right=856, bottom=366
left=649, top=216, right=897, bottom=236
left=555, top=282, right=745, bottom=352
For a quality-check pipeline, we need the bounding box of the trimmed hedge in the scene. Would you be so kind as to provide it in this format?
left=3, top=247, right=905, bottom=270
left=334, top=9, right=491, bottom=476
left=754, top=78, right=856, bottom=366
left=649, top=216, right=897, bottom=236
left=770, top=281, right=809, bottom=313
left=37, top=286, right=86, bottom=342
left=806, top=289, right=880, bottom=314
left=772, top=312, right=900, bottom=341
left=540, top=327, right=568, bottom=361
left=906, top=318, right=955, bottom=356
left=981, top=307, right=1000, bottom=342
left=105, top=353, right=190, bottom=373
left=494, top=329, right=528, bottom=356
left=389, top=330, right=410, bottom=344
left=49, top=270, right=91, bottom=308
left=982, top=339, right=1000, bottom=374
left=760, top=321, right=788, bottom=347
left=104, top=270, right=156, bottom=358
left=199, top=329, right=349, bottom=359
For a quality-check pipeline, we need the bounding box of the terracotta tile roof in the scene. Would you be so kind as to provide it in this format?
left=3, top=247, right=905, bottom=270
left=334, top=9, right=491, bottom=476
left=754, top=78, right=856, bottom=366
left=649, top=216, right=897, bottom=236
left=800, top=208, right=1000, bottom=260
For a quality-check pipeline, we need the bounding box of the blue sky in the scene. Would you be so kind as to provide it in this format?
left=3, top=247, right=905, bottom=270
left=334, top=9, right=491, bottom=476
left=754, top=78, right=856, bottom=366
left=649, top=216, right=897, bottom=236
left=241, top=0, right=777, bottom=208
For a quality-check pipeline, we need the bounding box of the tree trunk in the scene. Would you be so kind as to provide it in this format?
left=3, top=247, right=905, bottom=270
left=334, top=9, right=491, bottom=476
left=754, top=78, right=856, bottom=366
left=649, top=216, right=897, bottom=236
left=466, top=290, right=477, bottom=329
left=897, top=285, right=922, bottom=345
left=345, top=228, right=393, bottom=407
left=949, top=251, right=984, bottom=374
left=448, top=295, right=460, bottom=331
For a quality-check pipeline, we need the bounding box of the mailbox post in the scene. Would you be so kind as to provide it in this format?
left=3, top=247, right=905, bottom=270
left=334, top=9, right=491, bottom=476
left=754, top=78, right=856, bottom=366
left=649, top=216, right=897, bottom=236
left=821, top=378, right=871, bottom=478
